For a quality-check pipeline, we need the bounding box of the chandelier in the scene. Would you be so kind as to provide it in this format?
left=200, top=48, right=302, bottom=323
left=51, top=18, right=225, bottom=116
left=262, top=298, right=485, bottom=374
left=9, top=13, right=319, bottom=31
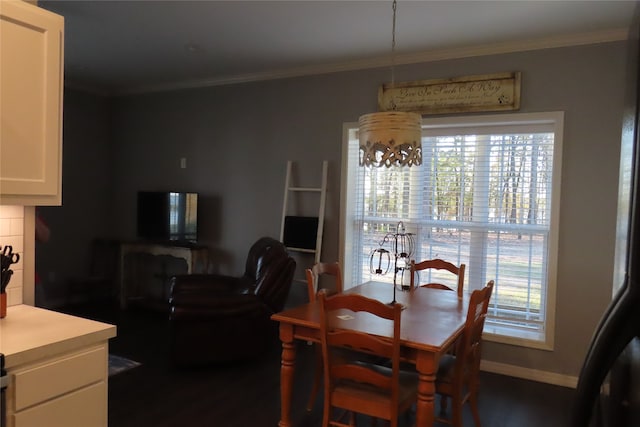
left=370, top=221, right=415, bottom=304
left=359, top=0, right=422, bottom=168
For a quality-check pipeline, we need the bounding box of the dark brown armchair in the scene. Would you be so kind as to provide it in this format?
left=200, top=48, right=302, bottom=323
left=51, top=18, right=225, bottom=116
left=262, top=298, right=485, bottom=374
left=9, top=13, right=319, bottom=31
left=168, top=237, right=296, bottom=366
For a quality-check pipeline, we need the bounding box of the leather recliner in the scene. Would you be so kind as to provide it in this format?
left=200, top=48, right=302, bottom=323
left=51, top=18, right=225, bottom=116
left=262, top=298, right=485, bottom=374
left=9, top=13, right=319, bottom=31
left=168, top=237, right=296, bottom=366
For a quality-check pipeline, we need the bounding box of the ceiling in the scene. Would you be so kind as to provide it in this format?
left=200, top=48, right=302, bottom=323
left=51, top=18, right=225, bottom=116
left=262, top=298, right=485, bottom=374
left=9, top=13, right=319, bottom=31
left=38, top=1, right=638, bottom=96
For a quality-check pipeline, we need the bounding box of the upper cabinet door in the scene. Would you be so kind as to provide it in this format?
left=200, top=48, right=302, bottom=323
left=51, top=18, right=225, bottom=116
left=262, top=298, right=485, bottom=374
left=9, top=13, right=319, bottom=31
left=0, top=1, right=63, bottom=206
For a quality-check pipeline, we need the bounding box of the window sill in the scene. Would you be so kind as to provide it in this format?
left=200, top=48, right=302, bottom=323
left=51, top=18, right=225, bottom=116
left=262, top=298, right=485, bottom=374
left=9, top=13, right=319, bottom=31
left=483, top=323, right=554, bottom=351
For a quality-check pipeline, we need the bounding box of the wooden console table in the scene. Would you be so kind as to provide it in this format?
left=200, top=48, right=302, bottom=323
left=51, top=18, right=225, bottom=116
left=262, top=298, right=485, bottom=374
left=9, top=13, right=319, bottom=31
left=118, top=242, right=209, bottom=309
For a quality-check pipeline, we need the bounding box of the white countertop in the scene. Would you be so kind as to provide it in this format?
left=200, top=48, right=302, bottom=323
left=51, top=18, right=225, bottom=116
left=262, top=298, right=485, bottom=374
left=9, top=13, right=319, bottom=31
left=0, top=304, right=117, bottom=368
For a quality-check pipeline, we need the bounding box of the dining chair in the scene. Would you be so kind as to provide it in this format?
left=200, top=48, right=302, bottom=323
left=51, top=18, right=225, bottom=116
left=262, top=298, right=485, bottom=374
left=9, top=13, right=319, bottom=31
left=305, top=262, right=344, bottom=411
left=409, top=258, right=466, bottom=298
left=307, top=262, right=343, bottom=304
left=435, top=280, right=495, bottom=427
left=318, top=291, right=417, bottom=427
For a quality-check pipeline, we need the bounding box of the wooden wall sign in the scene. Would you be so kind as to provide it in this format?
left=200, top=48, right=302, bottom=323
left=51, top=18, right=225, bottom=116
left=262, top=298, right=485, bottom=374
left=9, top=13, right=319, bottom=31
left=378, top=72, right=521, bottom=115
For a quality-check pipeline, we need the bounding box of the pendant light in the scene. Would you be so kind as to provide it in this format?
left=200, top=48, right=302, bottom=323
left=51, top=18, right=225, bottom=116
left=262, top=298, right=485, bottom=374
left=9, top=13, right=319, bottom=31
left=359, top=0, right=422, bottom=168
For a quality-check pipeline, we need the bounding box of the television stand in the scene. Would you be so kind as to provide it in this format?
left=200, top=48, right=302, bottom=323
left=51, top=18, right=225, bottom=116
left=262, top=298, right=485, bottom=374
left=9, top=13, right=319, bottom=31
left=118, top=241, right=209, bottom=309
left=168, top=240, right=200, bottom=248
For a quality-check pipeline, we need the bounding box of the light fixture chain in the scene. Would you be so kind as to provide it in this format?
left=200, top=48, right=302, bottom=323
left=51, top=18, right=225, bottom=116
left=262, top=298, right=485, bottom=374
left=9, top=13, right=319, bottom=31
left=391, top=0, right=397, bottom=87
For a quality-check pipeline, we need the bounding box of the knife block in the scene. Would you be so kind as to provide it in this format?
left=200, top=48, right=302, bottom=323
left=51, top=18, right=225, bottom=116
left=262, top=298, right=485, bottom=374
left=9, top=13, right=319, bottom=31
left=0, top=292, right=6, bottom=318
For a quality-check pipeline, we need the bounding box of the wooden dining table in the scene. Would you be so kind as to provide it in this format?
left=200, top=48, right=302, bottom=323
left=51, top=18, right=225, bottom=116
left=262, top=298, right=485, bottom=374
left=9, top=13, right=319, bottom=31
left=271, top=280, right=469, bottom=427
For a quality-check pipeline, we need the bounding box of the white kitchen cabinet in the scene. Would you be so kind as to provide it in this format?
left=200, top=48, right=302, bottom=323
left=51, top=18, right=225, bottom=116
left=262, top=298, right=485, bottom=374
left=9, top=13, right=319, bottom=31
left=1, top=305, right=117, bottom=427
left=0, top=1, right=64, bottom=206
left=9, top=346, right=108, bottom=427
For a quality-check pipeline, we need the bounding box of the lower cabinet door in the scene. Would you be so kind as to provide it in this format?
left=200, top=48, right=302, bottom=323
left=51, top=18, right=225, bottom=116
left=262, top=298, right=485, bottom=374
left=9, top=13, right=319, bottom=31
left=13, top=382, right=106, bottom=427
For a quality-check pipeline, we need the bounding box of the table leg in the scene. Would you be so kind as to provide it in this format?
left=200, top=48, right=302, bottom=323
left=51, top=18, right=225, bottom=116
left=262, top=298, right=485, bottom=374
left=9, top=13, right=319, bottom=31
left=415, top=351, right=437, bottom=426
left=278, top=323, right=296, bottom=427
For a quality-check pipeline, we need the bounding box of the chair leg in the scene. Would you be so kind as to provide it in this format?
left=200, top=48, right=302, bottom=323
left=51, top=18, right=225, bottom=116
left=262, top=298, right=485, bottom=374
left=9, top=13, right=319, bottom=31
left=451, top=396, right=463, bottom=427
left=322, top=397, right=331, bottom=427
left=306, top=348, right=323, bottom=411
left=469, top=393, right=482, bottom=427
left=469, top=367, right=482, bottom=427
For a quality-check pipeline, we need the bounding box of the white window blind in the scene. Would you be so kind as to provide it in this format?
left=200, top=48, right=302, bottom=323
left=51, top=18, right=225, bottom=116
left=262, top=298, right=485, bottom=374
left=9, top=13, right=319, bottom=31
left=341, top=112, right=563, bottom=347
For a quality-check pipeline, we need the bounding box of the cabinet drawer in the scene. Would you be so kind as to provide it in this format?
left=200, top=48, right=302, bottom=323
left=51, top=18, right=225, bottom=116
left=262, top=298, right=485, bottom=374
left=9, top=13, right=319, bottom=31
left=13, top=381, right=107, bottom=427
left=13, top=345, right=107, bottom=410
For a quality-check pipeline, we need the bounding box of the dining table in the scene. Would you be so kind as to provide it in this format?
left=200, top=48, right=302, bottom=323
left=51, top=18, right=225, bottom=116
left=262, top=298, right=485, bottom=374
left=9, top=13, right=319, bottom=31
left=271, top=280, right=469, bottom=427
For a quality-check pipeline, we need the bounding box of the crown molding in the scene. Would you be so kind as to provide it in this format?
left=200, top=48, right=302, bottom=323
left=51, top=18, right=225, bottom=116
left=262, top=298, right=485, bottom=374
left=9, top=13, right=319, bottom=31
left=108, top=28, right=628, bottom=96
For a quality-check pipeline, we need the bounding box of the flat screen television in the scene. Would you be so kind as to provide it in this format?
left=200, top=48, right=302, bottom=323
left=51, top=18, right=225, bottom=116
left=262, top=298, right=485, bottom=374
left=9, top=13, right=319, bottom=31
left=137, top=191, right=198, bottom=243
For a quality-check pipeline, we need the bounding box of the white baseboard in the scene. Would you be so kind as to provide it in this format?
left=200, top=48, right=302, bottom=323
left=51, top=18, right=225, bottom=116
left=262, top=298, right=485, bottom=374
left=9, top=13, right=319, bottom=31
left=480, top=360, right=578, bottom=389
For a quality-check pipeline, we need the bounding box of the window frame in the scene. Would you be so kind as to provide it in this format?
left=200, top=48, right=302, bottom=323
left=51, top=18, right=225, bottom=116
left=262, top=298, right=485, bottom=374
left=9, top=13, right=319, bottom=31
left=340, top=111, right=564, bottom=350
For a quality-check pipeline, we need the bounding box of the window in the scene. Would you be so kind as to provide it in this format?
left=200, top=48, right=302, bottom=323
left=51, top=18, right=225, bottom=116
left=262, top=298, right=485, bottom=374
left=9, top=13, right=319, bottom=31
left=341, top=112, right=563, bottom=349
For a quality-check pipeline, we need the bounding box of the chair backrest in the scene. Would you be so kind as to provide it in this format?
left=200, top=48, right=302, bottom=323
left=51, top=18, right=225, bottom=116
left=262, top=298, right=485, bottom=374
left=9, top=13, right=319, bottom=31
left=454, top=280, right=494, bottom=381
left=305, top=262, right=343, bottom=303
left=409, top=258, right=466, bottom=298
left=318, top=292, right=403, bottom=419
left=244, top=237, right=296, bottom=312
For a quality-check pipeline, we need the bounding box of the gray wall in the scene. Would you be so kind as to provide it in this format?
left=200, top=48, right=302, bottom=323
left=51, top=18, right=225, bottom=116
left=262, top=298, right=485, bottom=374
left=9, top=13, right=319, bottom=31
left=38, top=90, right=113, bottom=303
left=42, top=41, right=627, bottom=378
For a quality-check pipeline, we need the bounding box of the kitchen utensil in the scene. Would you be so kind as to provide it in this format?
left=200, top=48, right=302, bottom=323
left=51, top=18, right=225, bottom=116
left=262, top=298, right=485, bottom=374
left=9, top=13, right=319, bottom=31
left=0, top=270, right=12, bottom=293
left=0, top=248, right=19, bottom=272
left=1, top=257, right=12, bottom=272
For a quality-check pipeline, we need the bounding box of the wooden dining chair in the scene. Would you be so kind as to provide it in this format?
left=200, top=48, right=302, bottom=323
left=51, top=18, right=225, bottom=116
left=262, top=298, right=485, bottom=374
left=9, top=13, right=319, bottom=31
left=409, top=258, right=466, bottom=298
left=318, top=291, right=417, bottom=427
left=305, top=262, right=344, bottom=411
left=435, top=280, right=495, bottom=427
left=307, top=262, right=343, bottom=304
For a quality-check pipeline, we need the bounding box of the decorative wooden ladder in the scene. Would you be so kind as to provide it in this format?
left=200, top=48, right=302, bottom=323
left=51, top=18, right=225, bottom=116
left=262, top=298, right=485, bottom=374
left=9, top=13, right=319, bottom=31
left=279, top=160, right=328, bottom=284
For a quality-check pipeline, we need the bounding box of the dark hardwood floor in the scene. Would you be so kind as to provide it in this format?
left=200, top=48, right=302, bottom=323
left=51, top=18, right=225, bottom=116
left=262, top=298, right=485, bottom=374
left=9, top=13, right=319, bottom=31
left=57, top=290, right=576, bottom=427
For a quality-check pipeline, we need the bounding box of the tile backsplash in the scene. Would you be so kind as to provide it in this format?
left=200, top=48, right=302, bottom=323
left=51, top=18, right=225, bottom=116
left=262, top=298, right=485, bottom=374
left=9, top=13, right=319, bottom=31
left=0, top=205, right=24, bottom=306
